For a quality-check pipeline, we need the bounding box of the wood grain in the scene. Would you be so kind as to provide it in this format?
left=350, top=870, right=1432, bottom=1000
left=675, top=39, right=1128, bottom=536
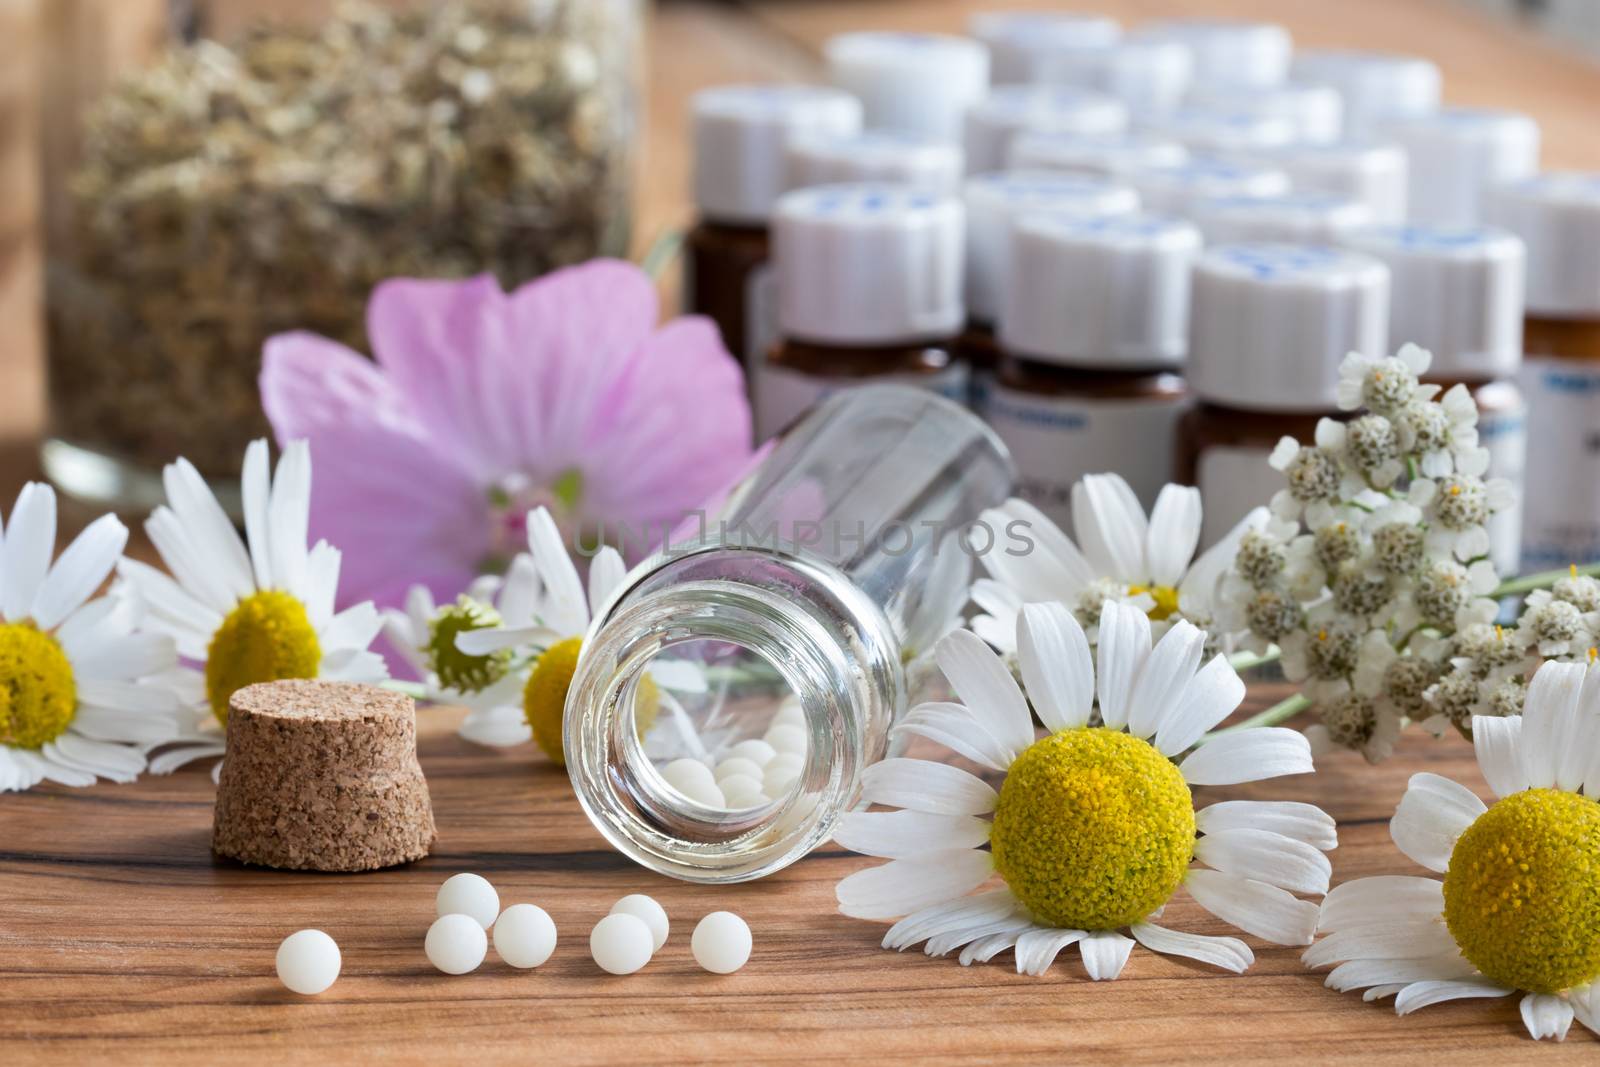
left=2, top=691, right=1595, bottom=1064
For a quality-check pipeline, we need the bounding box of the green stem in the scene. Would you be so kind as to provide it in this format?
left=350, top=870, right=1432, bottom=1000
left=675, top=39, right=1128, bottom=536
left=380, top=679, right=430, bottom=700
left=638, top=227, right=685, bottom=279
left=1493, top=562, right=1600, bottom=599
left=1227, top=646, right=1281, bottom=672
left=1202, top=693, right=1312, bottom=741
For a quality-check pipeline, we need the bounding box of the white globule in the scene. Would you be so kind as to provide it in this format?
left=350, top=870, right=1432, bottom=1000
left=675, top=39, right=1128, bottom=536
left=662, top=758, right=726, bottom=807
left=716, top=773, right=767, bottom=808
left=692, top=912, right=753, bottom=974
left=590, top=913, right=655, bottom=975
left=726, top=739, right=776, bottom=767
left=493, top=904, right=558, bottom=969
left=772, top=702, right=805, bottom=729
left=713, top=757, right=765, bottom=783
left=426, top=913, right=488, bottom=975
left=275, top=929, right=341, bottom=995
left=609, top=894, right=670, bottom=952
left=762, top=724, right=807, bottom=755
left=436, top=873, right=500, bottom=930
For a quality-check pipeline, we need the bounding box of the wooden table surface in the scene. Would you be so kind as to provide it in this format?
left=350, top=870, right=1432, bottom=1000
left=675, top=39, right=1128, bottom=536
left=5, top=0, right=1600, bottom=1062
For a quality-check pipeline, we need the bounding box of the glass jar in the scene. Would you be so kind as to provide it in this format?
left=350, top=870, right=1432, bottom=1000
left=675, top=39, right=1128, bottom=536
left=565, top=386, right=1013, bottom=883
left=42, top=0, right=641, bottom=513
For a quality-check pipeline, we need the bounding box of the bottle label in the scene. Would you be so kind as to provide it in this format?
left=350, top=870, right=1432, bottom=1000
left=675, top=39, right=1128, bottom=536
left=1195, top=444, right=1271, bottom=548
left=985, top=383, right=1187, bottom=532
left=744, top=263, right=778, bottom=370
left=1478, top=388, right=1527, bottom=577
left=1519, top=357, right=1600, bottom=570
left=752, top=361, right=971, bottom=442
left=968, top=365, right=995, bottom=418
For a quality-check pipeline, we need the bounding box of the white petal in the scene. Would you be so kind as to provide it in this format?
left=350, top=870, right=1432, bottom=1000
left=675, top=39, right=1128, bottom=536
left=163, top=457, right=253, bottom=603
left=31, top=514, right=127, bottom=630
left=23, top=748, right=96, bottom=788
left=1179, top=728, right=1312, bottom=786
left=1014, top=927, right=1087, bottom=976
left=1016, top=602, right=1093, bottom=732
left=1302, top=919, right=1458, bottom=967
left=1471, top=714, right=1527, bottom=798
left=1072, top=474, right=1148, bottom=579
left=115, top=558, right=222, bottom=636
left=267, top=441, right=312, bottom=597
left=1318, top=876, right=1443, bottom=933
left=145, top=507, right=237, bottom=616
left=1197, top=801, right=1337, bottom=852
left=458, top=706, right=533, bottom=748
left=69, top=706, right=183, bottom=745
left=1180, top=507, right=1267, bottom=613
left=1145, top=485, right=1202, bottom=588
left=1194, top=828, right=1331, bottom=895
left=302, top=542, right=340, bottom=634
left=834, top=810, right=991, bottom=859
left=1389, top=773, right=1486, bottom=873
left=959, top=927, right=1028, bottom=965
left=319, top=648, right=388, bottom=683
left=1521, top=660, right=1586, bottom=790
left=1154, top=654, right=1247, bottom=756
left=881, top=887, right=1019, bottom=951
left=835, top=850, right=994, bottom=920
left=1185, top=868, right=1319, bottom=946
left=1322, top=953, right=1476, bottom=992
left=1, top=483, right=56, bottom=622
left=321, top=601, right=382, bottom=653
left=587, top=546, right=628, bottom=619
left=1127, top=619, right=1205, bottom=739
left=456, top=624, right=559, bottom=655
left=42, top=734, right=146, bottom=784
left=934, top=629, right=1032, bottom=758
left=68, top=631, right=176, bottom=683
left=999, top=498, right=1098, bottom=592
left=147, top=740, right=227, bottom=775
left=77, top=679, right=180, bottom=715
left=646, top=659, right=708, bottom=694
left=1520, top=992, right=1576, bottom=1041
left=241, top=438, right=274, bottom=590
left=1078, top=930, right=1135, bottom=981
left=526, top=507, right=588, bottom=635
left=1571, top=983, right=1600, bottom=1036
left=893, top=702, right=1014, bottom=772
left=1392, top=980, right=1512, bottom=1016
left=1130, top=922, right=1253, bottom=973
left=927, top=913, right=1033, bottom=958
left=0, top=748, right=45, bottom=793
left=859, top=758, right=998, bottom=815
left=1095, top=600, right=1151, bottom=730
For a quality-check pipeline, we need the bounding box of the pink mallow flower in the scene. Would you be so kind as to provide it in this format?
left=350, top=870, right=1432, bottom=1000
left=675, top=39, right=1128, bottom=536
left=261, top=259, right=752, bottom=607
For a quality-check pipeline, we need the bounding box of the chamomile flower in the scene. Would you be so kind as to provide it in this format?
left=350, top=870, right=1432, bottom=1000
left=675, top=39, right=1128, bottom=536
left=119, top=441, right=387, bottom=773
left=971, top=477, right=1266, bottom=655
left=834, top=601, right=1334, bottom=979
left=381, top=563, right=539, bottom=748
left=1305, top=660, right=1600, bottom=1041
left=454, top=506, right=704, bottom=765
left=1, top=485, right=183, bottom=791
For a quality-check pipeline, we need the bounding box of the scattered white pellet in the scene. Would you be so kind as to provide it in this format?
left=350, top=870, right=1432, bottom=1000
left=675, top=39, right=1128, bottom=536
left=493, top=904, right=557, bottom=969
left=662, top=758, right=716, bottom=792
left=609, top=894, right=669, bottom=951
left=717, top=773, right=766, bottom=808
left=591, top=913, right=654, bottom=975
left=727, top=740, right=776, bottom=767
left=436, top=873, right=500, bottom=929
left=426, top=913, right=488, bottom=975
left=275, top=929, right=341, bottom=995
left=692, top=911, right=752, bottom=974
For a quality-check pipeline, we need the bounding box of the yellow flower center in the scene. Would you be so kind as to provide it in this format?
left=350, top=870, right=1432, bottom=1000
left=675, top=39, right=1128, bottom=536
left=0, top=621, right=77, bottom=749
left=523, top=637, right=657, bottom=766
left=990, top=727, right=1195, bottom=930
left=1442, top=788, right=1600, bottom=994
left=425, top=597, right=510, bottom=694
left=1128, top=584, right=1181, bottom=622
left=205, top=590, right=322, bottom=725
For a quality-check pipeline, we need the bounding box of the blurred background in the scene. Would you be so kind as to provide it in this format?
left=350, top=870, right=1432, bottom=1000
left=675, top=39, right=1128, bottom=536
left=2, top=0, right=1599, bottom=533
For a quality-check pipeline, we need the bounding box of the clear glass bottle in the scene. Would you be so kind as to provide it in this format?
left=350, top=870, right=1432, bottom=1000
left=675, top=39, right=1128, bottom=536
left=565, top=385, right=1013, bottom=883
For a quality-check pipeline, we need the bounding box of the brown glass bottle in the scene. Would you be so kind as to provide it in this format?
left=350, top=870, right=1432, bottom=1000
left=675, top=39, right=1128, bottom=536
left=754, top=339, right=968, bottom=442
left=989, top=356, right=1188, bottom=527
left=1176, top=402, right=1336, bottom=546
left=685, top=220, right=771, bottom=379
left=957, top=321, right=1001, bottom=413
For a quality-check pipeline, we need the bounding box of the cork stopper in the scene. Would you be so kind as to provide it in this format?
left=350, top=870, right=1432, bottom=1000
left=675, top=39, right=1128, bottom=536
left=213, top=680, right=436, bottom=872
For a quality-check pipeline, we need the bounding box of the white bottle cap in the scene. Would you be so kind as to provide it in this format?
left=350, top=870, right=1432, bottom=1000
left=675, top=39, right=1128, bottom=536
left=1001, top=213, right=1201, bottom=367
left=1191, top=193, right=1374, bottom=245
left=1143, top=107, right=1298, bottom=154
left=692, top=85, right=864, bottom=225
left=1289, top=50, right=1441, bottom=137
left=825, top=32, right=989, bottom=142
left=1382, top=107, right=1541, bottom=226
left=964, top=86, right=1129, bottom=174
left=1186, top=83, right=1344, bottom=145
left=786, top=130, right=963, bottom=196
left=1244, top=141, right=1409, bottom=224
left=1341, top=223, right=1525, bottom=381
left=969, top=11, right=1121, bottom=86
left=1189, top=244, right=1390, bottom=411
left=1008, top=131, right=1188, bottom=178
left=1030, top=40, right=1195, bottom=115
left=1125, top=156, right=1290, bottom=216
left=1133, top=18, right=1291, bottom=88
left=1486, top=172, right=1600, bottom=317
left=964, top=170, right=1141, bottom=323
left=773, top=183, right=965, bottom=345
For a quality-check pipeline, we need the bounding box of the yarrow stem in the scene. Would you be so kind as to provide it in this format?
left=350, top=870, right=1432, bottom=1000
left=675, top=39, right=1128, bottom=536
left=1227, top=646, right=1281, bottom=673
left=1202, top=694, right=1312, bottom=741
left=381, top=679, right=431, bottom=700
left=1493, top=561, right=1600, bottom=599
